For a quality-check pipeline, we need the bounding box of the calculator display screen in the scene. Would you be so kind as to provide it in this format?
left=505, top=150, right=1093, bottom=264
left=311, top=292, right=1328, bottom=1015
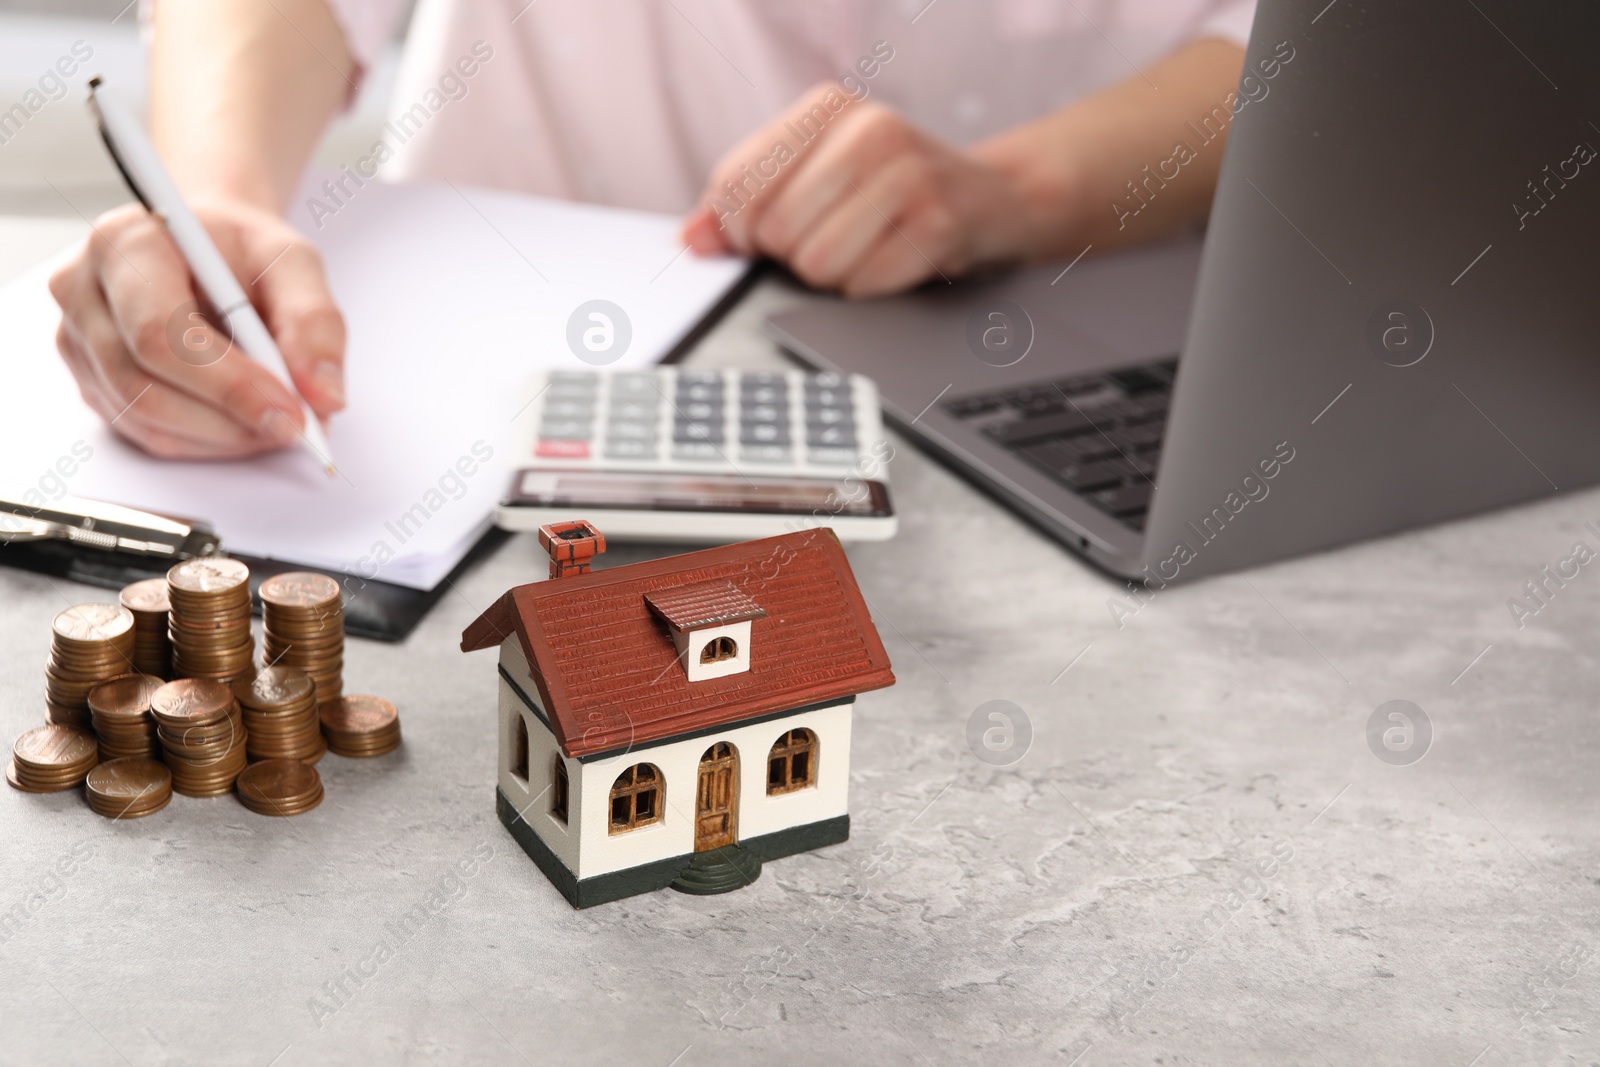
left=507, top=471, right=891, bottom=516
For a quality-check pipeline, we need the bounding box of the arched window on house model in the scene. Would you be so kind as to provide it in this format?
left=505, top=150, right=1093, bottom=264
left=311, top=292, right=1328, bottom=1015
left=767, top=728, right=817, bottom=794
left=552, top=757, right=569, bottom=823
left=511, top=713, right=529, bottom=781
left=609, top=763, right=663, bottom=833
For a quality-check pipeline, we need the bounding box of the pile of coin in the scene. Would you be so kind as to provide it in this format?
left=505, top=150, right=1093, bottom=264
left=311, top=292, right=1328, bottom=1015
left=84, top=757, right=172, bottom=819
left=235, top=759, right=324, bottom=816
left=260, top=572, right=344, bottom=707
left=10, top=560, right=402, bottom=818
left=119, top=578, right=173, bottom=678
left=7, top=724, right=99, bottom=792
left=234, top=666, right=325, bottom=764
left=320, top=695, right=402, bottom=758
left=150, top=678, right=248, bottom=797
left=45, top=604, right=136, bottom=728
left=87, top=674, right=163, bottom=760
left=167, top=558, right=255, bottom=684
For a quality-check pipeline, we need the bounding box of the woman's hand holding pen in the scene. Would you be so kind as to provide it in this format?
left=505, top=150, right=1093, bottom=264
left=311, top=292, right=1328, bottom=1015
left=48, top=198, right=346, bottom=460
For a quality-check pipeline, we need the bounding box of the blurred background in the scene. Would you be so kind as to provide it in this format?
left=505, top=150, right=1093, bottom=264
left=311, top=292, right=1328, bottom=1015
left=0, top=0, right=404, bottom=279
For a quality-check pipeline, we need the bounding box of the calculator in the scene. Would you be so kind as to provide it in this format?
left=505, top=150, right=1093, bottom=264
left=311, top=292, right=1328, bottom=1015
left=495, top=368, right=897, bottom=542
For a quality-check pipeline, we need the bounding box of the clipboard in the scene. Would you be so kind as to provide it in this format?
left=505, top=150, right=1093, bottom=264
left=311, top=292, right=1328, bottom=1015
left=1, top=494, right=508, bottom=641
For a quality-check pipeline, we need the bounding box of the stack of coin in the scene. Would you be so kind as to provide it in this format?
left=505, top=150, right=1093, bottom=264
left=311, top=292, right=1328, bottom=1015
left=167, top=558, right=255, bottom=684
left=45, top=604, right=136, bottom=728
left=119, top=578, right=173, bottom=678
left=7, top=725, right=99, bottom=792
left=150, top=678, right=248, bottom=797
left=87, top=674, right=164, bottom=760
left=85, top=758, right=172, bottom=819
left=320, top=695, right=402, bottom=758
left=260, top=572, right=344, bottom=707
left=234, top=666, right=326, bottom=764
left=235, top=759, right=323, bottom=816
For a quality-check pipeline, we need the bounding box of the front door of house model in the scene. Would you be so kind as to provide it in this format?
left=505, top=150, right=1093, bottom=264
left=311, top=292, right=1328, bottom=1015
left=695, top=742, right=738, bottom=851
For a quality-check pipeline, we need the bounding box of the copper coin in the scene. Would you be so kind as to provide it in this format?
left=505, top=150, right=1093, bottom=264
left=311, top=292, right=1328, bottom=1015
left=167, top=557, right=250, bottom=594
left=168, top=619, right=253, bottom=640
left=7, top=758, right=66, bottom=793
left=13, top=724, right=99, bottom=770
left=87, top=674, right=164, bottom=720
left=119, top=578, right=170, bottom=614
left=52, top=603, right=135, bottom=645
left=162, top=715, right=245, bottom=741
left=88, top=793, right=171, bottom=819
left=324, top=722, right=401, bottom=758
left=85, top=758, right=171, bottom=805
left=259, top=572, right=340, bottom=609
left=167, top=749, right=246, bottom=777
left=44, top=705, right=92, bottom=728
left=47, top=652, right=134, bottom=677
left=239, top=786, right=322, bottom=816
left=150, top=678, right=235, bottom=723
left=159, top=726, right=244, bottom=754
left=234, top=666, right=316, bottom=710
left=236, top=759, right=322, bottom=811
left=321, top=695, right=397, bottom=736
left=168, top=598, right=250, bottom=617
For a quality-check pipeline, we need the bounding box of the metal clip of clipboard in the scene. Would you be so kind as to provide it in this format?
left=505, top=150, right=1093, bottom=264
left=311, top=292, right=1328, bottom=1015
left=0, top=492, right=507, bottom=642
left=0, top=494, right=219, bottom=559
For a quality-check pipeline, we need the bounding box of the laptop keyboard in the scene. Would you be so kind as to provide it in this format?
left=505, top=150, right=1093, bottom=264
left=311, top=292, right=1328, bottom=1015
left=941, top=357, right=1177, bottom=531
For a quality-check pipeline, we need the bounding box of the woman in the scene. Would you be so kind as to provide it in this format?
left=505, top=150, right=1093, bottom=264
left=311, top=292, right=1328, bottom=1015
left=49, top=0, right=1253, bottom=460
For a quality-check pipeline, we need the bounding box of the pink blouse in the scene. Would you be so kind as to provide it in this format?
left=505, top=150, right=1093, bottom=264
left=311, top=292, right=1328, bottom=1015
left=327, top=0, right=1257, bottom=213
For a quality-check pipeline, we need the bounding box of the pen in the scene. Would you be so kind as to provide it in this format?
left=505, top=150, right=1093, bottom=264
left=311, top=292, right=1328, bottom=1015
left=87, top=77, right=337, bottom=477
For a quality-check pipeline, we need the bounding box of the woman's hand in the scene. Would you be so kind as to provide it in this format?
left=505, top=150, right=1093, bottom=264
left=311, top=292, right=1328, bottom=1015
left=681, top=38, right=1248, bottom=297
left=681, top=82, right=1056, bottom=298
left=48, top=198, right=346, bottom=460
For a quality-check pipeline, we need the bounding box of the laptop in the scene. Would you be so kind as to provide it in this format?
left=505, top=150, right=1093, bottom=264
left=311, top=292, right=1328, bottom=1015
left=765, top=0, right=1600, bottom=583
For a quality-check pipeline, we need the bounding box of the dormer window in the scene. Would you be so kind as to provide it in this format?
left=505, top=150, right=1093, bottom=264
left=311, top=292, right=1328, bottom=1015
left=645, top=579, right=768, bottom=682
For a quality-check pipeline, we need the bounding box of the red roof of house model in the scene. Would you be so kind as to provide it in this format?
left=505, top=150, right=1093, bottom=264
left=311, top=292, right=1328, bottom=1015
left=460, top=528, right=895, bottom=758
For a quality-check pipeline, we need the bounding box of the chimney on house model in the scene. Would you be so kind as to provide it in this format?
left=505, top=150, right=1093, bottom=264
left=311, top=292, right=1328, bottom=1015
left=537, top=520, right=606, bottom=579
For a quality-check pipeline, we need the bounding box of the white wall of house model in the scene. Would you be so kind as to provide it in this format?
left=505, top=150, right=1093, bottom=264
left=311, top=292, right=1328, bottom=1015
left=496, top=637, right=852, bottom=881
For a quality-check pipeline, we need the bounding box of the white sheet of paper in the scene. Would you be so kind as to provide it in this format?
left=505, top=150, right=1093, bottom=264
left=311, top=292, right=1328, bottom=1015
left=0, top=181, right=747, bottom=589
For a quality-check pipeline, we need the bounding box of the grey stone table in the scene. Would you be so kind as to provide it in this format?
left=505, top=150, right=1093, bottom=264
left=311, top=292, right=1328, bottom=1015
left=3, top=261, right=1598, bottom=1067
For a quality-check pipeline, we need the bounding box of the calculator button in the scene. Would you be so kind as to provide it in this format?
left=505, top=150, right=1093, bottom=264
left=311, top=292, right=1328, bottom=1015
left=536, top=439, right=590, bottom=459
left=737, top=371, right=788, bottom=388
left=611, top=374, right=659, bottom=396
left=539, top=419, right=592, bottom=439
left=740, top=384, right=787, bottom=405
left=807, top=425, right=856, bottom=447
left=604, top=440, right=658, bottom=460
left=609, top=400, right=656, bottom=421
left=741, top=445, right=793, bottom=464
left=676, top=400, right=723, bottom=421
left=805, top=406, right=852, bottom=426
left=677, top=382, right=724, bottom=403
left=805, top=372, right=847, bottom=389
left=804, top=387, right=850, bottom=408
left=741, top=404, right=785, bottom=423
left=548, top=371, right=598, bottom=386
left=542, top=399, right=595, bottom=419
left=807, top=447, right=857, bottom=466
left=673, top=442, right=722, bottom=461
left=740, top=423, right=790, bottom=445
left=547, top=381, right=598, bottom=401
left=674, top=420, right=725, bottom=443
left=677, top=370, right=723, bottom=387
left=605, top=420, right=657, bottom=440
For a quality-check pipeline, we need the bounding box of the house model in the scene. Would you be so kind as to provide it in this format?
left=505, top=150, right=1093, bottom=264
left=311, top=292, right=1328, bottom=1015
left=460, top=520, right=895, bottom=908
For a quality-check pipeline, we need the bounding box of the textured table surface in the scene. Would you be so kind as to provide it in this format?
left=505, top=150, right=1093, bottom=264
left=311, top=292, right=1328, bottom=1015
left=2, top=240, right=1598, bottom=1067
